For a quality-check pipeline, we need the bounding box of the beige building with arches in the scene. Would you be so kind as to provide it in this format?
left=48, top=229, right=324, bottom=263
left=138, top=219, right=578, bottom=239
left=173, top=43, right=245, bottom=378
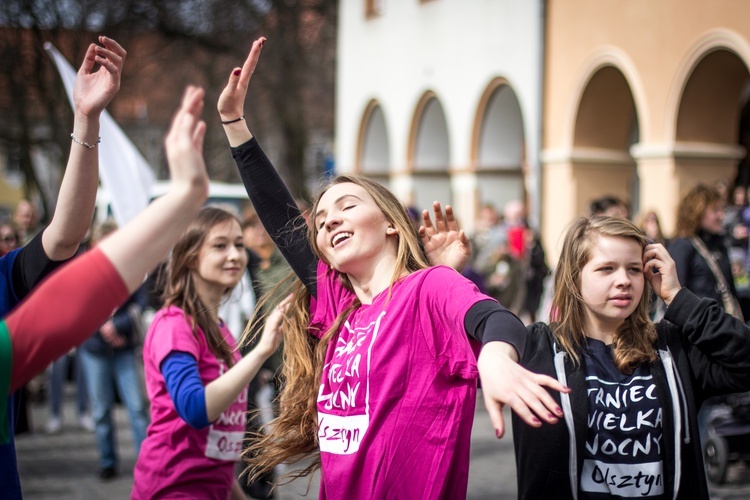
left=543, top=0, right=750, bottom=256
left=338, top=0, right=750, bottom=261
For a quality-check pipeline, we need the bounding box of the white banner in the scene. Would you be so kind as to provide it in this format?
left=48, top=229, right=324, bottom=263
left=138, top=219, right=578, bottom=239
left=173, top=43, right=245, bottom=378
left=44, top=42, right=155, bottom=226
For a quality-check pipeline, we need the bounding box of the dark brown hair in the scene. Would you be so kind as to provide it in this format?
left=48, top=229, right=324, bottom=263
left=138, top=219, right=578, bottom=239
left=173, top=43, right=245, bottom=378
left=162, top=206, right=241, bottom=367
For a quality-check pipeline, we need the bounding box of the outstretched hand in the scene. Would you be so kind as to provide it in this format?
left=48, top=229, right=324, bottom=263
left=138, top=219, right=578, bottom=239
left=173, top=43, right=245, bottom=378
left=74, top=36, right=126, bottom=118
left=643, top=243, right=681, bottom=305
left=419, top=201, right=471, bottom=272
left=478, top=342, right=569, bottom=438
left=164, top=86, right=209, bottom=195
left=217, top=37, right=266, bottom=122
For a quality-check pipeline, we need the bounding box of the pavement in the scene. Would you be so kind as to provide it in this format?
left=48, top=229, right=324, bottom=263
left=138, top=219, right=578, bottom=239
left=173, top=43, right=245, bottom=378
left=14, top=385, right=750, bottom=499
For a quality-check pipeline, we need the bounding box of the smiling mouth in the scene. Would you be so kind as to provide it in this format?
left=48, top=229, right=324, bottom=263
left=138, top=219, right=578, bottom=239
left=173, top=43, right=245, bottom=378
left=331, top=232, right=353, bottom=247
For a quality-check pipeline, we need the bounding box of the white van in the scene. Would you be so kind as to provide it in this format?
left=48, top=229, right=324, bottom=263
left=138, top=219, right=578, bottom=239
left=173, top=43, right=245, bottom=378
left=95, top=181, right=249, bottom=224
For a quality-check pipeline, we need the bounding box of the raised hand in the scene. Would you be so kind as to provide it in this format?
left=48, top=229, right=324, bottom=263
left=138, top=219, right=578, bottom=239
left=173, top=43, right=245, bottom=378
left=164, top=86, right=209, bottom=196
left=74, top=36, right=126, bottom=118
left=256, top=295, right=291, bottom=359
left=643, top=243, right=681, bottom=305
left=478, top=342, right=569, bottom=438
left=217, top=37, right=266, bottom=122
left=419, top=201, right=471, bottom=272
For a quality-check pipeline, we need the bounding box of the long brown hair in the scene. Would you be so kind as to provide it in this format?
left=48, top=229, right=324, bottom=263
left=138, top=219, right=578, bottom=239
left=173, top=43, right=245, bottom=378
left=243, top=175, right=429, bottom=481
left=551, top=216, right=657, bottom=372
left=162, top=206, right=242, bottom=368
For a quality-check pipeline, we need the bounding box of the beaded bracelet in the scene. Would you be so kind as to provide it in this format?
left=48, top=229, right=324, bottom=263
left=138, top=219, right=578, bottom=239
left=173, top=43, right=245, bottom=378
left=221, top=116, right=245, bottom=125
left=70, top=133, right=101, bottom=149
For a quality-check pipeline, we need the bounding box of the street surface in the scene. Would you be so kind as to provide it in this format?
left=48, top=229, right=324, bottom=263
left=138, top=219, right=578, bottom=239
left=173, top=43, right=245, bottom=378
left=15, top=387, right=750, bottom=499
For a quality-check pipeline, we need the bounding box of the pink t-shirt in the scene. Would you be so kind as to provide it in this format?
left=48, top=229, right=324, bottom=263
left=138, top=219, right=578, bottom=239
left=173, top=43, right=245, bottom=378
left=132, top=306, right=246, bottom=500
left=311, top=264, right=484, bottom=499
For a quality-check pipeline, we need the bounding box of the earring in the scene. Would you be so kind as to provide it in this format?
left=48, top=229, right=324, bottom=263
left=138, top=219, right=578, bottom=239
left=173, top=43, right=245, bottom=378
left=386, top=227, right=397, bottom=235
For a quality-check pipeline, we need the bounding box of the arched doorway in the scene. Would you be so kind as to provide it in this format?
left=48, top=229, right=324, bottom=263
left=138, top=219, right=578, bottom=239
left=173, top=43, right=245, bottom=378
left=473, top=80, right=526, bottom=219
left=408, top=92, right=452, bottom=212
left=571, top=65, right=639, bottom=216
left=357, top=100, right=391, bottom=187
left=673, top=49, right=749, bottom=193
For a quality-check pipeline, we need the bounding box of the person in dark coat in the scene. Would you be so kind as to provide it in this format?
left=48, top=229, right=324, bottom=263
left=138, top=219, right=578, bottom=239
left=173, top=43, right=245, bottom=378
left=480, top=216, right=750, bottom=499
left=668, top=184, right=739, bottom=316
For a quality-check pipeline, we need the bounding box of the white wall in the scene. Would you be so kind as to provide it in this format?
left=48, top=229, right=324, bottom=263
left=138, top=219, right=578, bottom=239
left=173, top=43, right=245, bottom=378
left=336, top=0, right=543, bottom=229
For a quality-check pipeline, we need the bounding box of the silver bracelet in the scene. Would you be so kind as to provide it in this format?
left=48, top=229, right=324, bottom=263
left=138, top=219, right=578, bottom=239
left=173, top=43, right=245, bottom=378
left=70, top=133, right=101, bottom=149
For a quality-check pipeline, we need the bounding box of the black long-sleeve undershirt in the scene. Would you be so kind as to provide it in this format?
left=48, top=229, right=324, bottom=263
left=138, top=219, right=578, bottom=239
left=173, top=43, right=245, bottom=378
left=231, top=138, right=317, bottom=296
left=12, top=229, right=64, bottom=303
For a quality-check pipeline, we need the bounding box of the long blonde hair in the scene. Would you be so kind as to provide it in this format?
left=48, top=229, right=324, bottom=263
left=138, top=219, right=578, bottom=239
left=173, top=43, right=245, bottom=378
left=242, top=175, right=429, bottom=482
left=162, top=207, right=242, bottom=368
left=551, top=216, right=657, bottom=372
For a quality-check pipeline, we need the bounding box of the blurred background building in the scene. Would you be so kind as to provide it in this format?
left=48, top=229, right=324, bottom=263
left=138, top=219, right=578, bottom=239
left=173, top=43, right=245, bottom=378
left=3, top=0, right=750, bottom=261
left=335, top=0, right=750, bottom=260
left=336, top=0, right=542, bottom=236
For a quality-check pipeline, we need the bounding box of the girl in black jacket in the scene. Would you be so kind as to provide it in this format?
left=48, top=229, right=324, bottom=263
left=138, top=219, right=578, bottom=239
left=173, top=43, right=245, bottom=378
left=482, top=216, right=750, bottom=499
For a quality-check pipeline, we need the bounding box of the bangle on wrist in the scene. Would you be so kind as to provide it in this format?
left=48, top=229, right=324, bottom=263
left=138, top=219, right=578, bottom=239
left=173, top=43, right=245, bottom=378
left=70, top=133, right=100, bottom=149
left=221, top=115, right=245, bottom=125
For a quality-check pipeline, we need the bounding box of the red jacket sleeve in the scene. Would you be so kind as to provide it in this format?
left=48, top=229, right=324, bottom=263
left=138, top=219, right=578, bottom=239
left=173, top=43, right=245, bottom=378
left=7, top=247, right=129, bottom=392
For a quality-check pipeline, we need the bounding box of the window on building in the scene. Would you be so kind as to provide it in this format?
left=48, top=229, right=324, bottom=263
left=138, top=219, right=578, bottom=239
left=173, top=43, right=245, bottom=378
left=366, top=0, right=383, bottom=18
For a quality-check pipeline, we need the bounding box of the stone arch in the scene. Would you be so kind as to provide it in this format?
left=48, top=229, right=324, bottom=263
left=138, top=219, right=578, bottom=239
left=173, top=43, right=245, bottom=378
left=569, top=59, right=641, bottom=215
left=406, top=91, right=452, bottom=211
left=356, top=100, right=391, bottom=186
left=666, top=30, right=750, bottom=190
left=470, top=77, right=527, bottom=214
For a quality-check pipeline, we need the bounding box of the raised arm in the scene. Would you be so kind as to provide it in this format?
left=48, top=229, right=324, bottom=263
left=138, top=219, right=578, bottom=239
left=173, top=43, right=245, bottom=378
left=204, top=296, right=287, bottom=421
left=43, top=36, right=126, bottom=261
left=98, top=86, right=208, bottom=290
left=218, top=37, right=317, bottom=294
left=7, top=86, right=210, bottom=391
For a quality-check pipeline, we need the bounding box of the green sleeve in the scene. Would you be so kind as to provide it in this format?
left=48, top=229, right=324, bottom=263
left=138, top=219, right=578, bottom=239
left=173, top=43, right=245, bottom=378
left=0, top=321, right=11, bottom=445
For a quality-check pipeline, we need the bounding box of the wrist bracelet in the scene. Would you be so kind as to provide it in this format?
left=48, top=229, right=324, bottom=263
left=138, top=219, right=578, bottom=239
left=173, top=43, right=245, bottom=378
left=221, top=116, right=245, bottom=125
left=70, top=133, right=100, bottom=149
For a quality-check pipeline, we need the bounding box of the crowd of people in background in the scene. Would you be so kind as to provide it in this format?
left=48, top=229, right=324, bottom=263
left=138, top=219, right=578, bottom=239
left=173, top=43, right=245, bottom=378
left=5, top=33, right=750, bottom=500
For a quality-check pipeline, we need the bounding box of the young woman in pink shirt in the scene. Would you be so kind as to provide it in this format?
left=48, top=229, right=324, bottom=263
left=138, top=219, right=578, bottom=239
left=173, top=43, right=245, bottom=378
left=131, top=207, right=287, bottom=499
left=218, top=38, right=566, bottom=499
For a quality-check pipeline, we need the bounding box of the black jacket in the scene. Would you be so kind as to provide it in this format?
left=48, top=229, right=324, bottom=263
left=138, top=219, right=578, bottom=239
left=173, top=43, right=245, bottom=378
left=512, top=289, right=750, bottom=499
left=668, top=232, right=735, bottom=308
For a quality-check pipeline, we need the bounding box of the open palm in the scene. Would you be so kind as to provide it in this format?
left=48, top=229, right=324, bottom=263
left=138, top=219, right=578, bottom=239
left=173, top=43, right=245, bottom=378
left=419, top=202, right=471, bottom=272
